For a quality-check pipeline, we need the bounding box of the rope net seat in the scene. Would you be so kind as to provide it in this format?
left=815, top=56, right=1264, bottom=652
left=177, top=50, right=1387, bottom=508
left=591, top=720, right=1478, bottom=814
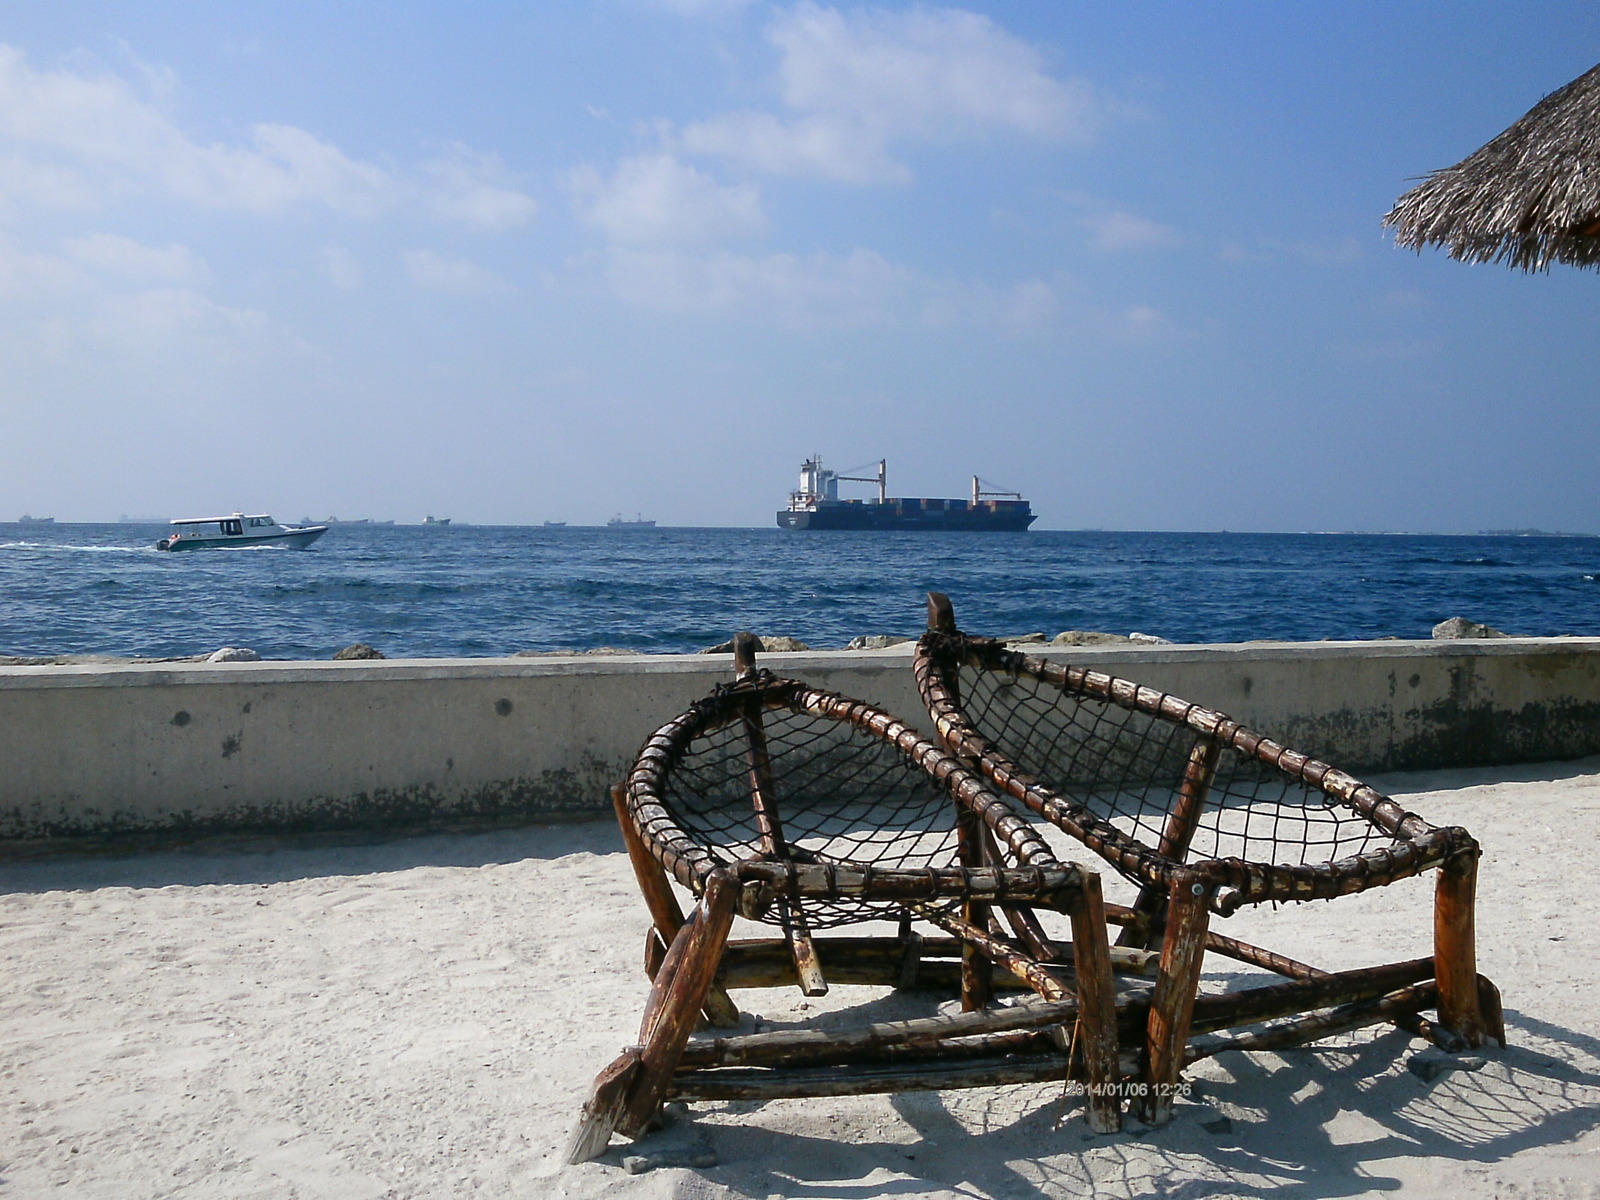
left=913, top=593, right=1505, bottom=1123
left=570, top=634, right=1123, bottom=1163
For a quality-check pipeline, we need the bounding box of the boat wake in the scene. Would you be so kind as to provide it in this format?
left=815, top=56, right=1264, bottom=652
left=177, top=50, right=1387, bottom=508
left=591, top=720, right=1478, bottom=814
left=0, top=541, right=144, bottom=554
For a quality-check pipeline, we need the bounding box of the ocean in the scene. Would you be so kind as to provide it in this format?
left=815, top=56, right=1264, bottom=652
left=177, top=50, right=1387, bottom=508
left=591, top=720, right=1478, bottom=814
left=2, top=523, right=1598, bottom=661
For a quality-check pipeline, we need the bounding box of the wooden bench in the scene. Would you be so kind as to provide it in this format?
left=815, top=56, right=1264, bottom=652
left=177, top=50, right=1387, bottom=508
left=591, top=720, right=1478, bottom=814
left=569, top=633, right=1124, bottom=1162
left=914, top=593, right=1505, bottom=1125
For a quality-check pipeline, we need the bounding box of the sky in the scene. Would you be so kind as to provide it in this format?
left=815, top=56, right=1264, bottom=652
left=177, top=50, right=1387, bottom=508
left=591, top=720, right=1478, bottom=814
left=2, top=2, right=1599, bottom=532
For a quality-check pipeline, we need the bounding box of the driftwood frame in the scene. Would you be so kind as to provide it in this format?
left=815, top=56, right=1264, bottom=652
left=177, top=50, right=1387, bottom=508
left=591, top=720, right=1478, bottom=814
left=913, top=593, right=1506, bottom=1124
left=570, top=634, right=1124, bottom=1163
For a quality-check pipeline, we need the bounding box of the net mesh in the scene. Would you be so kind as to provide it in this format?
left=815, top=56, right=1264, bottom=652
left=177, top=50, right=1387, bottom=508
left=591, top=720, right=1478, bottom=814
left=656, top=692, right=966, bottom=928
left=954, top=662, right=1397, bottom=887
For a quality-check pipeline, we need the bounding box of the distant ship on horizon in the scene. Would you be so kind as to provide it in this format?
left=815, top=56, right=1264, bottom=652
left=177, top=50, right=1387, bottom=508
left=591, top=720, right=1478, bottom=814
left=607, top=514, right=656, bottom=529
left=777, top=457, right=1035, bottom=532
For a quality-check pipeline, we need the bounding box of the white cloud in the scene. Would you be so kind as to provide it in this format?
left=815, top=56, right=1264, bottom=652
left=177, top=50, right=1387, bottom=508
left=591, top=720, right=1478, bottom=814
left=0, top=44, right=391, bottom=216
left=678, top=110, right=904, bottom=185
left=319, top=245, right=363, bottom=290
left=648, top=0, right=755, bottom=15
left=422, top=147, right=537, bottom=231
left=594, top=243, right=1088, bottom=335
left=675, top=3, right=1100, bottom=183
left=1220, top=236, right=1365, bottom=266
left=0, top=233, right=83, bottom=299
left=0, top=46, right=554, bottom=233
left=1080, top=209, right=1179, bottom=253
left=0, top=154, right=97, bottom=211
left=600, top=244, right=905, bottom=323
left=774, top=4, right=1095, bottom=140
left=570, top=153, right=765, bottom=245
left=0, top=233, right=271, bottom=348
left=402, top=249, right=510, bottom=296
left=92, top=287, right=270, bottom=345
left=63, top=233, right=207, bottom=282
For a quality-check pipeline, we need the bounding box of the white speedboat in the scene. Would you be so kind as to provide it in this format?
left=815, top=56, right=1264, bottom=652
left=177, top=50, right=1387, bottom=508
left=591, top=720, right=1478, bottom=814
left=156, top=513, right=328, bottom=551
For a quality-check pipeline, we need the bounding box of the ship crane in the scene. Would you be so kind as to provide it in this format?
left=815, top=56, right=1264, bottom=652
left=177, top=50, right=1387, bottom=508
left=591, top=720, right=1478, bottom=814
left=833, top=459, right=887, bottom=505
left=972, top=476, right=1025, bottom=505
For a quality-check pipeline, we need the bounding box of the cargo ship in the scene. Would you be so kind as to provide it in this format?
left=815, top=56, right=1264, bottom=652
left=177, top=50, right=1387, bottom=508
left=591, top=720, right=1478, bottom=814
left=777, top=458, right=1036, bottom=532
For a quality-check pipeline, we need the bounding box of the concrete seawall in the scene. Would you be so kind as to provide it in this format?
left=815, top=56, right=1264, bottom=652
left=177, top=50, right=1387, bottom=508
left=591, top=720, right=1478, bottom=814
left=5, top=638, right=1600, bottom=845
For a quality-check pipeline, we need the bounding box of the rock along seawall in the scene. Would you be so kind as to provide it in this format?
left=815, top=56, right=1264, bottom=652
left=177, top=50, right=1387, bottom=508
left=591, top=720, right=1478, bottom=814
left=4, top=638, right=1600, bottom=847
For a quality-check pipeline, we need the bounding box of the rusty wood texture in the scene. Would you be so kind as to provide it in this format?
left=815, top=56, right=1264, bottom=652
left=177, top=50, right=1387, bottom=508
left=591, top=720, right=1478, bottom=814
left=1478, top=974, right=1508, bottom=1048
left=613, top=782, right=688, bottom=944
left=683, top=1026, right=1066, bottom=1074
left=1186, top=981, right=1441, bottom=1064
left=1140, top=875, right=1210, bottom=1125
left=1120, top=738, right=1223, bottom=950
left=668, top=1053, right=1084, bottom=1103
left=911, top=903, right=1071, bottom=1003
left=617, top=871, right=740, bottom=1138
left=1186, top=957, right=1435, bottom=1034
left=1068, top=870, right=1124, bottom=1132
left=692, top=950, right=1437, bottom=1076
left=614, top=783, right=739, bottom=1026
left=620, top=673, right=1082, bottom=908
left=999, top=899, right=1062, bottom=963
left=566, top=1048, right=644, bottom=1164
left=735, top=653, right=828, bottom=998
left=958, top=809, right=995, bottom=1011
left=711, top=934, right=1158, bottom=992
left=912, top=615, right=1480, bottom=912
left=677, top=994, right=1084, bottom=1070
left=1105, top=902, right=1326, bottom=981
left=1435, top=844, right=1490, bottom=1048
left=730, top=859, right=1085, bottom=912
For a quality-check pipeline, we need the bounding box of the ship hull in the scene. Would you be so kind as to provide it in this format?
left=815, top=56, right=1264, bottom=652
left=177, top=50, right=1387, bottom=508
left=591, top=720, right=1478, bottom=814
left=777, top=500, right=1035, bottom=532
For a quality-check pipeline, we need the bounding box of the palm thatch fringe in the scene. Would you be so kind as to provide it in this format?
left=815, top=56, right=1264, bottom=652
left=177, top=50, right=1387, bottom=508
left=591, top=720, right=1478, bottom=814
left=1384, top=62, right=1600, bottom=272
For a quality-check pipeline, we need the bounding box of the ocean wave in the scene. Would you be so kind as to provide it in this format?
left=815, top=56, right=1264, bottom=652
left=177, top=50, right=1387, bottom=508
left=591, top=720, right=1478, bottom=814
left=1415, top=555, right=1511, bottom=567
left=263, top=579, right=490, bottom=598
left=4, top=527, right=1595, bottom=658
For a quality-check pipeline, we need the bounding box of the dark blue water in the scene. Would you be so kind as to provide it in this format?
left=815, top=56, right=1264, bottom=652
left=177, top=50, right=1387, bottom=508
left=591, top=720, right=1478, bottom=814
left=3, top=523, right=1598, bottom=660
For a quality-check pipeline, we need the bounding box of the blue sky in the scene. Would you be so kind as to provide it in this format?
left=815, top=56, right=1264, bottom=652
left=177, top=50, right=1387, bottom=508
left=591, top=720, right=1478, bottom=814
left=3, top=2, right=1598, bottom=530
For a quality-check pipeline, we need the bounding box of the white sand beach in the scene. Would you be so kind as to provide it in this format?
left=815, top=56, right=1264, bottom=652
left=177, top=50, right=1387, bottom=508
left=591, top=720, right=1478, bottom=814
left=3, top=759, right=1599, bottom=1199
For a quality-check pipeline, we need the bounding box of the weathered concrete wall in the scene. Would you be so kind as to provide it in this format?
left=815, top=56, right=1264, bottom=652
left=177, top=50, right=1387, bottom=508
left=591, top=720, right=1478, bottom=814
left=4, top=638, right=1600, bottom=844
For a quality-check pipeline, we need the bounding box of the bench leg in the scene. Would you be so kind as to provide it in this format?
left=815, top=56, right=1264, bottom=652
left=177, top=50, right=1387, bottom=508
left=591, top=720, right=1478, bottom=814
left=1067, top=872, right=1122, bottom=1132
left=958, top=810, right=994, bottom=1011
left=1141, top=875, right=1209, bottom=1125
left=1435, top=847, right=1489, bottom=1049
left=613, top=783, right=739, bottom=1026
left=568, top=871, right=739, bottom=1161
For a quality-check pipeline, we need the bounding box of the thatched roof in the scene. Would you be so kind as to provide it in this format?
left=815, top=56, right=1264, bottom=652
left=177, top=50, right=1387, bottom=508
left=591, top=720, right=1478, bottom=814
left=1384, top=62, right=1600, bottom=271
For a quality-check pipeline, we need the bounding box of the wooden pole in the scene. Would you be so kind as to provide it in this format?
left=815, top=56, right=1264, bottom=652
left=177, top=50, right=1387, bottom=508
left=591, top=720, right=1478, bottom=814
left=958, top=809, right=995, bottom=1011
left=670, top=1053, right=1084, bottom=1103
left=1067, top=872, right=1123, bottom=1132
left=734, top=633, right=827, bottom=997
left=1434, top=845, right=1488, bottom=1048
left=1140, top=872, right=1209, bottom=1125
left=1119, top=738, right=1220, bottom=950
left=1186, top=982, right=1440, bottom=1063
left=566, top=1048, right=644, bottom=1164
left=711, top=934, right=1157, bottom=991
left=677, top=993, right=1084, bottom=1069
left=617, top=870, right=740, bottom=1137
left=611, top=782, right=738, bottom=1027
left=912, top=904, right=1070, bottom=1002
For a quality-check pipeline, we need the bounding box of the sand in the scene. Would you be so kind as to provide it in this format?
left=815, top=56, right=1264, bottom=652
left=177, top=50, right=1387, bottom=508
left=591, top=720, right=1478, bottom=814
left=3, top=759, right=1599, bottom=1199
